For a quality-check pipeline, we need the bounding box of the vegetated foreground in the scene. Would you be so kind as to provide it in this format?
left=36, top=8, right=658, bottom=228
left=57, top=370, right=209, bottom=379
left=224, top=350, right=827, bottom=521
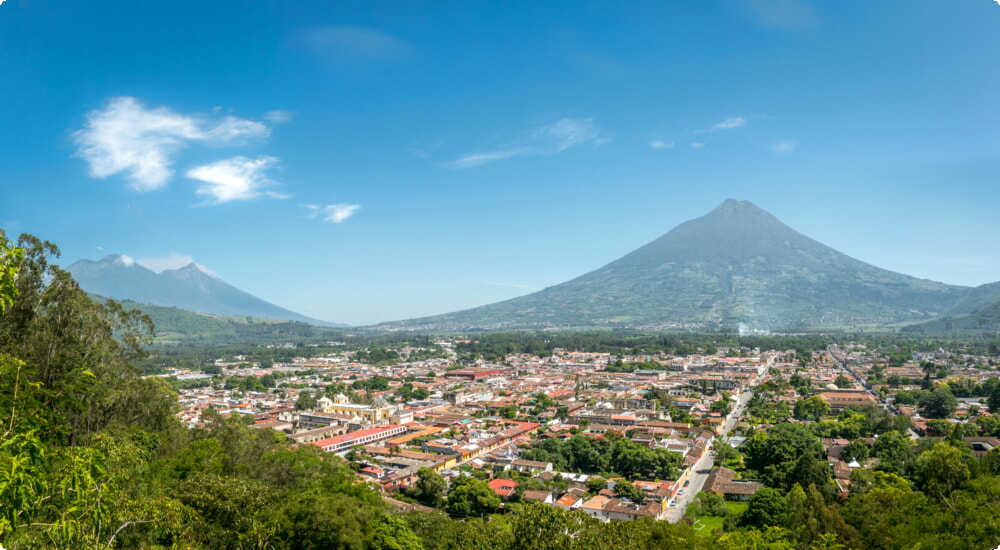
left=3, top=233, right=1000, bottom=549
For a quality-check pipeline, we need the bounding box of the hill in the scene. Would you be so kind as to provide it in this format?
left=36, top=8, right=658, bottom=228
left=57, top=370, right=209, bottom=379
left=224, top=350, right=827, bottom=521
left=93, top=297, right=346, bottom=345
left=374, top=200, right=986, bottom=332
left=904, top=297, right=1000, bottom=337
left=68, top=255, right=347, bottom=327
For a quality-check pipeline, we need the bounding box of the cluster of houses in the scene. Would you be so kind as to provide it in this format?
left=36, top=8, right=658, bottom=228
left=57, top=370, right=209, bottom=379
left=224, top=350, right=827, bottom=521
left=166, top=341, right=1000, bottom=520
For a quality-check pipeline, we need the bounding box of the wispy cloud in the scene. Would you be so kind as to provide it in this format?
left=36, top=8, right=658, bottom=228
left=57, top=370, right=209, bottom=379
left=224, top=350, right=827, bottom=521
left=773, top=140, right=797, bottom=153
left=406, top=139, right=444, bottom=159
left=448, top=117, right=608, bottom=169
left=649, top=140, right=674, bottom=150
left=296, top=25, right=413, bottom=64
left=699, top=116, right=747, bottom=133
left=305, top=203, right=362, bottom=224
left=137, top=252, right=212, bottom=274
left=72, top=97, right=269, bottom=191
left=691, top=142, right=706, bottom=149
left=264, top=110, right=294, bottom=124
left=186, top=156, right=287, bottom=204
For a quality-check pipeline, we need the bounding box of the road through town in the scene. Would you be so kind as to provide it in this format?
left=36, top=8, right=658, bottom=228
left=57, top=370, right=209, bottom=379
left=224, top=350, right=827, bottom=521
left=661, top=390, right=753, bottom=522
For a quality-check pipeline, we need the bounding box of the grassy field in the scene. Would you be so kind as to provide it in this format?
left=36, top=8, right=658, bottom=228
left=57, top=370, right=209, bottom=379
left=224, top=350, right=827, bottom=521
left=687, top=500, right=748, bottom=538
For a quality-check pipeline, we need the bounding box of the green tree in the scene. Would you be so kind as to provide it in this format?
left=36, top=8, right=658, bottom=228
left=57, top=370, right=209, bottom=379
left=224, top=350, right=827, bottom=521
left=847, top=469, right=911, bottom=495
left=0, top=234, right=24, bottom=313
left=872, top=431, right=915, bottom=475
left=711, top=397, right=732, bottom=416
left=834, top=375, right=852, bottom=389
left=842, top=488, right=927, bottom=549
left=695, top=490, right=730, bottom=517
left=743, top=423, right=824, bottom=490
left=987, top=384, right=1000, bottom=415
left=784, top=484, right=860, bottom=550
left=613, top=480, right=646, bottom=502
left=740, top=487, right=790, bottom=528
left=412, top=468, right=447, bottom=507
left=802, top=395, right=831, bottom=421
left=841, top=440, right=870, bottom=463
left=712, top=435, right=739, bottom=464
left=919, top=385, right=958, bottom=419
left=445, top=477, right=500, bottom=518
left=914, top=442, right=970, bottom=503
left=367, top=514, right=425, bottom=550
left=296, top=390, right=317, bottom=411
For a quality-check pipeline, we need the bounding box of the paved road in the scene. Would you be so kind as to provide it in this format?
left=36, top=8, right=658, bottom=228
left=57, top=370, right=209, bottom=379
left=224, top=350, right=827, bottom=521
left=661, top=390, right=752, bottom=522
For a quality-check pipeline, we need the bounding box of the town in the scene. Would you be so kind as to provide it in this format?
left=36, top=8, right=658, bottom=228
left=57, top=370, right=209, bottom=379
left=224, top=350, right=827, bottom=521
left=164, top=338, right=1000, bottom=532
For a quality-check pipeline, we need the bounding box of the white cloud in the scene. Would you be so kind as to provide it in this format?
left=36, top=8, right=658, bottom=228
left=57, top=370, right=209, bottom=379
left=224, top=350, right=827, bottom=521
left=773, top=140, right=797, bottom=153
left=137, top=252, right=197, bottom=273
left=186, top=156, right=287, bottom=203
left=305, top=203, right=362, bottom=223
left=264, top=110, right=294, bottom=124
left=706, top=116, right=747, bottom=132
left=649, top=140, right=675, bottom=150
left=297, top=25, right=413, bottom=63
left=533, top=117, right=603, bottom=152
left=447, top=148, right=533, bottom=169
left=72, top=97, right=270, bottom=191
left=448, top=117, right=607, bottom=169
left=691, top=142, right=706, bottom=149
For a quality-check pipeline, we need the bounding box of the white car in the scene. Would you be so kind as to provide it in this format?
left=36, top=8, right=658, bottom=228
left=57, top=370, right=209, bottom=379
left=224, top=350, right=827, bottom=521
left=668, top=499, right=677, bottom=507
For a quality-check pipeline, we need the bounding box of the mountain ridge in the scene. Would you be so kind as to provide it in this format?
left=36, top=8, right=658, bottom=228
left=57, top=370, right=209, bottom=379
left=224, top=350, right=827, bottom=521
left=373, top=199, right=996, bottom=332
left=68, top=255, right=347, bottom=327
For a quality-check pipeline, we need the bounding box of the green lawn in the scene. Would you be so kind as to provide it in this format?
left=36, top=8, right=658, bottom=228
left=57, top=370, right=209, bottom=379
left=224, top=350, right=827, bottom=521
left=685, top=500, right=748, bottom=538
left=690, top=516, right=724, bottom=537
left=725, top=501, right=748, bottom=515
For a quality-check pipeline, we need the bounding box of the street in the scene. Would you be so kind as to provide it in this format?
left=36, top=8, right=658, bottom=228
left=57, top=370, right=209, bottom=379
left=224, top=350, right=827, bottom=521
left=661, top=390, right=752, bottom=522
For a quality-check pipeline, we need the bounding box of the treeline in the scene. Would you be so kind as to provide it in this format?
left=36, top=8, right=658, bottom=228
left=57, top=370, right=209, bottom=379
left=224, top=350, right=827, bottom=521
left=521, top=431, right=683, bottom=481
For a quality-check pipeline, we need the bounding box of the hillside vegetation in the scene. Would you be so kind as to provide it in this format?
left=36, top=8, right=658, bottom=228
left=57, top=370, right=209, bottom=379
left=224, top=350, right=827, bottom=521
left=4, top=233, right=1000, bottom=550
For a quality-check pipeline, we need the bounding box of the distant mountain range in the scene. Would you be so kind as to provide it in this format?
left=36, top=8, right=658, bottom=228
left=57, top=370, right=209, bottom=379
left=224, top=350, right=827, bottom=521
left=373, top=199, right=1000, bottom=333
left=68, top=255, right=346, bottom=327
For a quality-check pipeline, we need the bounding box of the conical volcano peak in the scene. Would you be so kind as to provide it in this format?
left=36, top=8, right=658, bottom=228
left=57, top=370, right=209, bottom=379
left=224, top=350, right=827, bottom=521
left=706, top=199, right=774, bottom=220
left=711, top=198, right=758, bottom=213
left=374, top=199, right=969, bottom=332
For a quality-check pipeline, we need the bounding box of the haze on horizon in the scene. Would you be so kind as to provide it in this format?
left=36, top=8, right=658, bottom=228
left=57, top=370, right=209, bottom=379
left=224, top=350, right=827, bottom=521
left=2, top=1, right=998, bottom=325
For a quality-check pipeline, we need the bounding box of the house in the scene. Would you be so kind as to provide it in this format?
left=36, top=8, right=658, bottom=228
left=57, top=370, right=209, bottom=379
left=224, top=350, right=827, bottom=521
left=553, top=493, right=585, bottom=511
left=703, top=467, right=763, bottom=501
left=511, top=459, right=553, bottom=475
left=602, top=499, right=660, bottom=521
left=488, top=478, right=518, bottom=500
left=360, top=466, right=385, bottom=480
left=580, top=495, right=613, bottom=522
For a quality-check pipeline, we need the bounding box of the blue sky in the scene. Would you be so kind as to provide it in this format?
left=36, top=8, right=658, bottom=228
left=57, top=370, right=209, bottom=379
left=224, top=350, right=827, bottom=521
left=2, top=0, right=999, bottom=325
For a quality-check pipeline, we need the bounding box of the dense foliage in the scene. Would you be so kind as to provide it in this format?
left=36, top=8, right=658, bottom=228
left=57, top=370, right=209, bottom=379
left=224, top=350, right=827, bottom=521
left=521, top=431, right=683, bottom=481
left=3, top=233, right=1000, bottom=549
